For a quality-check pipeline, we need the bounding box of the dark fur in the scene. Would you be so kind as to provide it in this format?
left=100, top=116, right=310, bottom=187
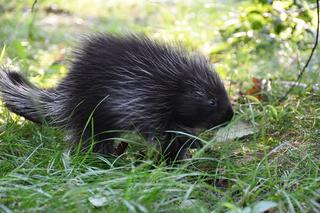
left=0, top=34, right=233, bottom=161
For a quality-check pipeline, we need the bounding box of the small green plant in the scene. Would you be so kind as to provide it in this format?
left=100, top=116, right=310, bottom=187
left=0, top=0, right=319, bottom=212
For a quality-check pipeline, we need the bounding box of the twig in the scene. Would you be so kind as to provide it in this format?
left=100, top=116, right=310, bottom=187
left=28, top=0, right=39, bottom=40
left=31, top=0, right=38, bottom=13
left=280, top=0, right=319, bottom=101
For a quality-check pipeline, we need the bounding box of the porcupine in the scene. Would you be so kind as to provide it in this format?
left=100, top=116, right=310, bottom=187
left=0, top=33, right=234, bottom=161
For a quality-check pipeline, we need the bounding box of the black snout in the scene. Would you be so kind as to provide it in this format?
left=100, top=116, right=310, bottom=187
left=217, top=106, right=233, bottom=127
left=225, top=105, right=234, bottom=122
left=204, top=105, right=234, bottom=129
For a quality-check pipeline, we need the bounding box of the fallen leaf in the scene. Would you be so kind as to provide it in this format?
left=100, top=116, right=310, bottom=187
left=240, top=77, right=272, bottom=101
left=245, top=95, right=261, bottom=103
left=88, top=196, right=107, bottom=208
left=213, top=121, right=258, bottom=142
left=245, top=77, right=262, bottom=99
left=252, top=201, right=278, bottom=213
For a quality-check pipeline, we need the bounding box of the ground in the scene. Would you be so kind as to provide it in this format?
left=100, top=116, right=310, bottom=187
left=0, top=0, right=319, bottom=212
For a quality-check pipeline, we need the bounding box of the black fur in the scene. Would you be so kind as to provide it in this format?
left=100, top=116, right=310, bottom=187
left=0, top=33, right=233, bottom=161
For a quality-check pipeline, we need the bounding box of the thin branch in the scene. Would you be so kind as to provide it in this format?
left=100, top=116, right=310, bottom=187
left=280, top=0, right=319, bottom=101
left=31, top=0, right=38, bottom=13
left=28, top=0, right=39, bottom=40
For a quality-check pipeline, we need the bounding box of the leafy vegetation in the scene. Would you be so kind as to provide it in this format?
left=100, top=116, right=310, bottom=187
left=0, top=0, right=319, bottom=212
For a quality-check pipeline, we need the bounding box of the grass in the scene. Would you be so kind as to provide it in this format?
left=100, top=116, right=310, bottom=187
left=0, top=0, right=320, bottom=212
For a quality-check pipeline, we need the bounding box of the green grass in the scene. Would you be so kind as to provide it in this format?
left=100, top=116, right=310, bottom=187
left=0, top=0, right=319, bottom=212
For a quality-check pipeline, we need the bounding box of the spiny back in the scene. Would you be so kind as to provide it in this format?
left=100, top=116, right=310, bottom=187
left=0, top=33, right=233, bottom=159
left=56, top=34, right=230, bottom=134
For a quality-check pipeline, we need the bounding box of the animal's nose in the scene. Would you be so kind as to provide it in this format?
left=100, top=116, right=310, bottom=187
left=225, top=106, right=234, bottom=121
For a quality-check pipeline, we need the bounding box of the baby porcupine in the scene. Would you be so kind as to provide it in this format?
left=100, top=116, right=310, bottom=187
left=0, top=33, right=233, bottom=161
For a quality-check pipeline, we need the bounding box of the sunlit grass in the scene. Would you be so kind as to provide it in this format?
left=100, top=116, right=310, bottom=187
left=0, top=0, right=319, bottom=212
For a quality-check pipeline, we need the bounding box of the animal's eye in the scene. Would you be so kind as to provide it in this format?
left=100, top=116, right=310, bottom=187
left=208, top=99, right=217, bottom=107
